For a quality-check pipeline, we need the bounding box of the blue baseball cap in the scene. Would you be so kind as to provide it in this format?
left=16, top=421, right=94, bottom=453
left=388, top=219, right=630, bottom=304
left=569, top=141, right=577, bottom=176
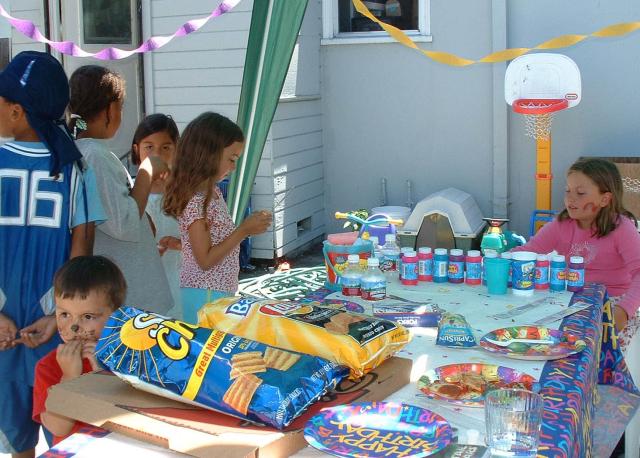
left=0, top=51, right=81, bottom=174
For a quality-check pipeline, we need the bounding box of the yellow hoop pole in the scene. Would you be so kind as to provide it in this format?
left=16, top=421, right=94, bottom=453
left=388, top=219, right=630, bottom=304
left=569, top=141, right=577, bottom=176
left=535, top=136, right=552, bottom=232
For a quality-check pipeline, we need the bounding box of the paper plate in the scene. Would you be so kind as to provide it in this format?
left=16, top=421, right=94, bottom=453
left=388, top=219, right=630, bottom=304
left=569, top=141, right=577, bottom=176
left=417, top=363, right=538, bottom=407
left=479, top=326, right=587, bottom=361
left=304, top=402, right=453, bottom=458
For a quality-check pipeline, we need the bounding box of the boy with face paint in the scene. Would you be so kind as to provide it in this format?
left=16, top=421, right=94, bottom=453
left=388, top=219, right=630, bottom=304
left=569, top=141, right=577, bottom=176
left=32, top=256, right=126, bottom=445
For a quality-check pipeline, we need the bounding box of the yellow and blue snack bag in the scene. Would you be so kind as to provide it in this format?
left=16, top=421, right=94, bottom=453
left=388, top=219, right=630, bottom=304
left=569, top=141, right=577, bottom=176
left=96, top=307, right=347, bottom=429
left=197, top=297, right=411, bottom=379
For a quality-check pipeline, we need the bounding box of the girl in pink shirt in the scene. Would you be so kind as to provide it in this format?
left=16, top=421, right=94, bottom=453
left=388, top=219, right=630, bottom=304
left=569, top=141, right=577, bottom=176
left=163, top=113, right=272, bottom=324
left=514, top=158, right=640, bottom=349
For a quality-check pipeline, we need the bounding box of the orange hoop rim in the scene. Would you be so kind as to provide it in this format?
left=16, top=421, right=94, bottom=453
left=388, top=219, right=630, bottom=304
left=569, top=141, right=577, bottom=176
left=513, top=98, right=569, bottom=115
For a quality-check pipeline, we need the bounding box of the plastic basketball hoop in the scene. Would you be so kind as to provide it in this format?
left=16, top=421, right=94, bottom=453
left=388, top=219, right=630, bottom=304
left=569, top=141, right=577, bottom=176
left=513, top=98, right=569, bottom=140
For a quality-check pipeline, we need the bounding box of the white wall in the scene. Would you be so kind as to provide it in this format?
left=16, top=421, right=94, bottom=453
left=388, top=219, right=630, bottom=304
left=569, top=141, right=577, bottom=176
left=321, top=0, right=495, bottom=235
left=507, top=0, right=640, bottom=235
left=146, top=0, right=324, bottom=259
left=321, top=0, right=640, bottom=238
left=10, top=0, right=46, bottom=55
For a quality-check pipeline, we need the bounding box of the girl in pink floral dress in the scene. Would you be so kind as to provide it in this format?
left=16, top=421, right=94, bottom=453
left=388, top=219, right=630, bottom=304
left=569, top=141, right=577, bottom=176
left=164, top=112, right=272, bottom=323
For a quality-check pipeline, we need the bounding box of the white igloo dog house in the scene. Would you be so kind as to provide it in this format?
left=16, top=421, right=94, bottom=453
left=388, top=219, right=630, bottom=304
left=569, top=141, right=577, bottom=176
left=396, top=187, right=486, bottom=250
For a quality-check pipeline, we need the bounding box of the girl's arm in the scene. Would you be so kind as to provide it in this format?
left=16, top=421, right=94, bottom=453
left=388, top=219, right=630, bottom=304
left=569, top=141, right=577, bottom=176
left=615, top=218, right=640, bottom=326
left=69, top=223, right=95, bottom=258
left=130, top=156, right=169, bottom=218
left=510, top=219, right=561, bottom=254
left=82, top=145, right=145, bottom=242
left=188, top=211, right=272, bottom=270
left=188, top=220, right=248, bottom=270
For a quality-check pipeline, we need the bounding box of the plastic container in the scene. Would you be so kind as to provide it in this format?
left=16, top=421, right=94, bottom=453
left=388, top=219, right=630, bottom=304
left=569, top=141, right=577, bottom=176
left=550, top=254, right=566, bottom=292
left=534, top=254, right=550, bottom=290
left=465, top=250, right=482, bottom=285
left=448, top=249, right=465, bottom=283
left=327, top=231, right=359, bottom=245
left=418, top=247, right=433, bottom=281
left=482, top=250, right=498, bottom=286
left=398, top=247, right=413, bottom=280
left=511, top=251, right=537, bottom=296
left=323, top=238, right=372, bottom=291
left=369, top=236, right=381, bottom=260
left=433, top=248, right=449, bottom=283
left=380, top=234, right=401, bottom=278
left=567, top=256, right=585, bottom=292
left=341, top=254, right=363, bottom=296
left=501, top=252, right=513, bottom=287
left=370, top=206, right=411, bottom=226
left=367, top=206, right=411, bottom=242
left=361, top=257, right=386, bottom=301
left=401, top=250, right=419, bottom=286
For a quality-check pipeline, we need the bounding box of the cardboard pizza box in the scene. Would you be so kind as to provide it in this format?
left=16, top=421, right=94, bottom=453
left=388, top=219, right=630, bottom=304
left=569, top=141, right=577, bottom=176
left=46, top=356, right=412, bottom=458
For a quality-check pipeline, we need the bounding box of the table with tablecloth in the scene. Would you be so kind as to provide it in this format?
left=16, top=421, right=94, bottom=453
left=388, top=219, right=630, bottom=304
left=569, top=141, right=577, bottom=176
left=297, top=281, right=640, bottom=458
left=40, top=281, right=639, bottom=458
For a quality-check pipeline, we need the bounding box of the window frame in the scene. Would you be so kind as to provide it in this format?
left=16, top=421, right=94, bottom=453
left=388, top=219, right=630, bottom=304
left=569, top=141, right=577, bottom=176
left=322, top=0, right=432, bottom=45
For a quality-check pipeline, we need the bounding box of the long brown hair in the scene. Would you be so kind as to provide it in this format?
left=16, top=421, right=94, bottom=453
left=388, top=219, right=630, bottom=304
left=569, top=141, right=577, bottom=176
left=163, top=112, right=244, bottom=218
left=558, top=158, right=636, bottom=237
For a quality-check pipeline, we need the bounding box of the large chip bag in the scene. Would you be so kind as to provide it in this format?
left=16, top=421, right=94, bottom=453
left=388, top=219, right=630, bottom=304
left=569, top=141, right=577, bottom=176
left=96, top=306, right=348, bottom=429
left=197, top=297, right=411, bottom=379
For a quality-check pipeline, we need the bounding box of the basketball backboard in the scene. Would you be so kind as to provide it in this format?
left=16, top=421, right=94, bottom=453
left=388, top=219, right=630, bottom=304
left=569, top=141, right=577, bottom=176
left=505, top=53, right=581, bottom=108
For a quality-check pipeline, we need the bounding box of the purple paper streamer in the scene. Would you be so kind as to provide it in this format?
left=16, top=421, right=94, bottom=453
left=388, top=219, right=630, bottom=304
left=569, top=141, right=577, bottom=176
left=0, top=0, right=240, bottom=60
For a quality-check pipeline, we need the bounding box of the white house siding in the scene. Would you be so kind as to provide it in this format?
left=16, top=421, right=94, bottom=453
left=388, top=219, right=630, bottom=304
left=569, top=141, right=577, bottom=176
left=251, top=98, right=324, bottom=259
left=146, top=0, right=251, bottom=129
left=147, top=0, right=323, bottom=259
left=10, top=0, right=47, bottom=56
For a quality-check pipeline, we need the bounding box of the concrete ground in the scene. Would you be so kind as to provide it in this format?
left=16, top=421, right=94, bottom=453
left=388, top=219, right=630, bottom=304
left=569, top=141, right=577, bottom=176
left=238, top=241, right=327, bottom=300
left=239, top=241, right=325, bottom=281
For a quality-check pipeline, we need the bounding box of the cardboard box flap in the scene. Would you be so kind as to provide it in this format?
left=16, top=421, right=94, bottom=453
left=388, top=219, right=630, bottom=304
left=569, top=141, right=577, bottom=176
left=47, top=357, right=412, bottom=458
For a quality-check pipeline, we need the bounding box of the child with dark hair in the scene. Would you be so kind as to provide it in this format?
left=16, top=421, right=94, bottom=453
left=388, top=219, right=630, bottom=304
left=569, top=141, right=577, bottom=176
left=32, top=255, right=126, bottom=445
left=69, top=65, right=173, bottom=314
left=0, top=51, right=105, bottom=458
left=131, top=114, right=182, bottom=318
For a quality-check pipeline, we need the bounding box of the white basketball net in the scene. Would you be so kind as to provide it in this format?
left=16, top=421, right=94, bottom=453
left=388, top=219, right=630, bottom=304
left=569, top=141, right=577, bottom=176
left=522, top=112, right=555, bottom=141
left=623, top=176, right=640, bottom=194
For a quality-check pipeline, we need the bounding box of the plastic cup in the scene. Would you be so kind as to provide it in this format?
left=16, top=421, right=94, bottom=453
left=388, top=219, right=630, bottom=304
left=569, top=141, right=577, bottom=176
left=484, top=257, right=510, bottom=295
left=511, top=251, right=537, bottom=296
left=485, top=389, right=544, bottom=457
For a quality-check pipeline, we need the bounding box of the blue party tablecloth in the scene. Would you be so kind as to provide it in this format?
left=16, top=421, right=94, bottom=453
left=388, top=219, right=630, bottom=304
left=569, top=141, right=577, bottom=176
left=301, top=282, right=639, bottom=458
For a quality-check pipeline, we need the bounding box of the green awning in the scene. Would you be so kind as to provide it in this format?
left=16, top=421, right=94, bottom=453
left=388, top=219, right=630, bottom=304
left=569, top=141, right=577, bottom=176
left=227, top=0, right=309, bottom=224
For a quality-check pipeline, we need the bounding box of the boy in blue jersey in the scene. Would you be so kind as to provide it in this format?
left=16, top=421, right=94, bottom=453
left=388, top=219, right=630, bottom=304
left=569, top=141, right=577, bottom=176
left=0, top=52, right=105, bottom=458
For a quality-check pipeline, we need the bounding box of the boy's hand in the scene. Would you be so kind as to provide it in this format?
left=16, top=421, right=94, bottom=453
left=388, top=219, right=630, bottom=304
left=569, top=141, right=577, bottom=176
left=157, top=235, right=181, bottom=256
left=239, top=210, right=272, bottom=237
left=57, top=341, right=83, bottom=380
left=17, top=315, right=57, bottom=348
left=81, top=340, right=101, bottom=371
left=0, top=313, right=18, bottom=351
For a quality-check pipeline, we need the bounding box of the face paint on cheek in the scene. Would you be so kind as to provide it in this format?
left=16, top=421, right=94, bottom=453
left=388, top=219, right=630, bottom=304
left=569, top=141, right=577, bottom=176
left=581, top=203, right=599, bottom=214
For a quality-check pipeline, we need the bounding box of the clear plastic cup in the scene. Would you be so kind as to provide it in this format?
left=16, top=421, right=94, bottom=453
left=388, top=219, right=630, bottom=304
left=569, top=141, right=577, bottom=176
left=485, top=389, right=543, bottom=457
